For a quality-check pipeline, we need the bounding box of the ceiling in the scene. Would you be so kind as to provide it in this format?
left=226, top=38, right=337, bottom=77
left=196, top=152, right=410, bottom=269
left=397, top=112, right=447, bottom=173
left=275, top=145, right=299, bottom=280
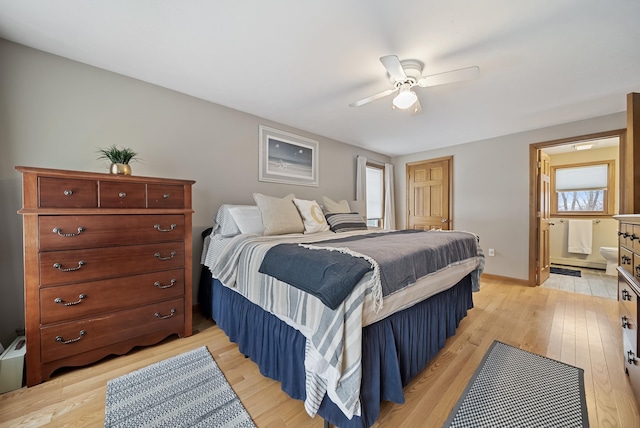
left=1, top=1, right=639, bottom=157
left=543, top=136, right=619, bottom=154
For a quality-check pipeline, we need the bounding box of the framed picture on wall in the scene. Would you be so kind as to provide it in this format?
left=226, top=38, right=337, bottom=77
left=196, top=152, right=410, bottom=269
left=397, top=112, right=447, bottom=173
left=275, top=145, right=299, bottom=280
left=258, top=125, right=319, bottom=187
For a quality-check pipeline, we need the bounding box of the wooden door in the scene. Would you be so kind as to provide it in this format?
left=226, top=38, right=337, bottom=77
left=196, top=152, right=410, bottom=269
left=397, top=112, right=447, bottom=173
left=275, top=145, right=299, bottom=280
left=537, top=150, right=551, bottom=285
left=407, top=158, right=451, bottom=230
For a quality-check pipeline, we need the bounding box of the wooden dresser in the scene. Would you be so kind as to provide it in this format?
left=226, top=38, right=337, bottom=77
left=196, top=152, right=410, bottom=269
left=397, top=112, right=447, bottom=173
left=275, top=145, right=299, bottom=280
left=16, top=166, right=195, bottom=387
left=615, top=214, right=640, bottom=404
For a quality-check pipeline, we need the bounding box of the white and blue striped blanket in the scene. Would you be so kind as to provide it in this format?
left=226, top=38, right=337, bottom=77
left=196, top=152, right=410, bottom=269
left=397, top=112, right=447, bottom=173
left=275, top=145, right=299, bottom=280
left=210, top=229, right=483, bottom=420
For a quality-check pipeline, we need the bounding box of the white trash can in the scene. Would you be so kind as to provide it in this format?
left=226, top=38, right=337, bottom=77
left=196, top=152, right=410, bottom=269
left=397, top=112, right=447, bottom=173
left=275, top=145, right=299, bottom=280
left=0, top=336, right=26, bottom=393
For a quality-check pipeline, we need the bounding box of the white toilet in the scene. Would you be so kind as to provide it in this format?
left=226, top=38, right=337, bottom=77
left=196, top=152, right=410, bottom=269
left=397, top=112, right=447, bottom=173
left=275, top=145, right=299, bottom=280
left=600, top=246, right=619, bottom=276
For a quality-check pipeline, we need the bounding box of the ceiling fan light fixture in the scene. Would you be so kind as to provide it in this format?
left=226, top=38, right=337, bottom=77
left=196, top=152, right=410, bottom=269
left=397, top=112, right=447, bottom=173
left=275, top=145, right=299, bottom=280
left=392, top=84, right=417, bottom=109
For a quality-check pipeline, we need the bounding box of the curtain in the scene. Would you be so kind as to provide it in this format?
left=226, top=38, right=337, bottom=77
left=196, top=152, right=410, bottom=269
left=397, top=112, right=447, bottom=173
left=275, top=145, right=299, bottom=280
left=356, top=155, right=367, bottom=201
left=384, top=163, right=396, bottom=230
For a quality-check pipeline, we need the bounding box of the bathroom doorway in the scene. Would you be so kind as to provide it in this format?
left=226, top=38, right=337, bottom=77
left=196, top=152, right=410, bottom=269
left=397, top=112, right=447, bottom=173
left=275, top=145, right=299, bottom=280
left=529, top=129, right=624, bottom=297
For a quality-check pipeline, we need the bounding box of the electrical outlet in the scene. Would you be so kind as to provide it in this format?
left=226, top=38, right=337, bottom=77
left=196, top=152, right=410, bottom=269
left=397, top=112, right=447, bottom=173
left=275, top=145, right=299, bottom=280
left=488, top=248, right=495, bottom=256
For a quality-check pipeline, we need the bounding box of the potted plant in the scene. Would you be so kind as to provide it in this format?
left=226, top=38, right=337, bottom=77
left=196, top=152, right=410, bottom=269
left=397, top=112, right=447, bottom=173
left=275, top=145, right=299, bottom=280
left=97, top=145, right=140, bottom=175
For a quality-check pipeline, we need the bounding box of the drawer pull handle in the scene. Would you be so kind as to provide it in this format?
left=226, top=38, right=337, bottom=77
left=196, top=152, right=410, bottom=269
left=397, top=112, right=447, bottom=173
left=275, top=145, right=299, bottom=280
left=632, top=234, right=639, bottom=241
left=619, top=231, right=624, bottom=236
left=119, top=192, right=126, bottom=198
left=53, top=226, right=85, bottom=237
left=154, top=309, right=176, bottom=319
left=154, top=224, right=177, bottom=232
left=624, top=232, right=631, bottom=238
left=53, top=260, right=86, bottom=272
left=622, top=289, right=632, bottom=301
left=55, top=330, right=86, bottom=344
left=163, top=193, right=170, bottom=199
left=622, top=255, right=632, bottom=265
left=628, top=350, right=636, bottom=365
left=636, top=266, right=640, bottom=278
left=54, top=294, right=87, bottom=306
left=154, top=279, right=177, bottom=289
left=622, top=316, right=630, bottom=328
left=154, top=251, right=176, bottom=261
left=63, top=189, right=73, bottom=196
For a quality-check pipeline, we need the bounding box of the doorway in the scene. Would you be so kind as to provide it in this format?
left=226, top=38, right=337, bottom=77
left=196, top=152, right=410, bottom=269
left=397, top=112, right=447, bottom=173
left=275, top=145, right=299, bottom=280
left=529, top=129, right=625, bottom=287
left=406, top=156, right=452, bottom=230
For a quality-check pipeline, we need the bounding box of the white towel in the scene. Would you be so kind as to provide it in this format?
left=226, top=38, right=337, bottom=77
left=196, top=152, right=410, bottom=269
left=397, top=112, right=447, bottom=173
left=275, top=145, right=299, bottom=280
left=568, top=220, right=592, bottom=254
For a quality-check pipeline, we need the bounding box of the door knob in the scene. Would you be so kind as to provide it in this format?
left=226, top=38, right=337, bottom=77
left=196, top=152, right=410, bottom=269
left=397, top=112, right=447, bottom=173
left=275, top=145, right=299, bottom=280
left=441, top=218, right=447, bottom=223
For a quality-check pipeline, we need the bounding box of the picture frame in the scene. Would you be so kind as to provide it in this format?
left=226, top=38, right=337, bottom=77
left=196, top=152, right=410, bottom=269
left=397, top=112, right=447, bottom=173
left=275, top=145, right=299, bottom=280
left=259, top=125, right=319, bottom=187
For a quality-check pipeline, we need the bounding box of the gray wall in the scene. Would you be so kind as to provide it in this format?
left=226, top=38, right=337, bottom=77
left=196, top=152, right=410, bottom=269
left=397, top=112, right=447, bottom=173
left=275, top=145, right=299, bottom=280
left=0, top=39, right=390, bottom=349
left=393, top=112, right=626, bottom=281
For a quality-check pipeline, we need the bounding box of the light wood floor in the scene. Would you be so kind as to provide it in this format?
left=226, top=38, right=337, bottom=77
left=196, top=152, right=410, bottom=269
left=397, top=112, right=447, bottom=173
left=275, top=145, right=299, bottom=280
left=1, top=277, right=639, bottom=427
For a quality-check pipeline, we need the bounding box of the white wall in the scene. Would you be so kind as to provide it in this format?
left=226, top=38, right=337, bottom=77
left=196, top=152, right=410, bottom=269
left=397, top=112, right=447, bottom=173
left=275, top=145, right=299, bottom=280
left=393, top=113, right=626, bottom=281
left=0, top=39, right=390, bottom=348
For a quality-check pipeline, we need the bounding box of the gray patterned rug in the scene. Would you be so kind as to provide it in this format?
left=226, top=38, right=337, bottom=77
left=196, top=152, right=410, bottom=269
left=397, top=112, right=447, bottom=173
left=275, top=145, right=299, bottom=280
left=445, top=341, right=588, bottom=427
left=104, top=346, right=256, bottom=428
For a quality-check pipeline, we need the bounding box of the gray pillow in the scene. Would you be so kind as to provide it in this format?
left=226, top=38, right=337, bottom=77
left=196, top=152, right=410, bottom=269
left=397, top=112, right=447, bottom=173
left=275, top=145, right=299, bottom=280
left=325, top=212, right=368, bottom=233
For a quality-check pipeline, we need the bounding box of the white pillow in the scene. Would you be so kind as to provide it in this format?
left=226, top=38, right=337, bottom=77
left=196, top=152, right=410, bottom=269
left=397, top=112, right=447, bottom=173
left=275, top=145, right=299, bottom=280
left=228, top=206, right=264, bottom=235
left=293, top=198, right=330, bottom=234
left=322, top=196, right=351, bottom=214
left=213, top=204, right=242, bottom=236
left=253, top=193, right=305, bottom=236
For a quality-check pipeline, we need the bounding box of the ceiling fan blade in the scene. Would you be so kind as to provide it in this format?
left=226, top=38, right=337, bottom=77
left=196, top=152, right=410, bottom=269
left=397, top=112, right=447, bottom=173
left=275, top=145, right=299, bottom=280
left=349, top=88, right=396, bottom=108
left=410, top=98, right=422, bottom=115
left=417, top=66, right=479, bottom=88
left=380, top=55, right=407, bottom=81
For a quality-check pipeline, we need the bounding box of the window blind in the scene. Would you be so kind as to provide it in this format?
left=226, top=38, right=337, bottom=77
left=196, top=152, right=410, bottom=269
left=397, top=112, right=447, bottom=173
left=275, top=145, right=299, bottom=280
left=555, top=164, right=608, bottom=191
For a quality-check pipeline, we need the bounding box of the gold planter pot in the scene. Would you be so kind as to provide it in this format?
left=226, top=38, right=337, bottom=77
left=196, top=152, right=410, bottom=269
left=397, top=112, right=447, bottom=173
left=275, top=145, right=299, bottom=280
left=110, top=163, right=132, bottom=175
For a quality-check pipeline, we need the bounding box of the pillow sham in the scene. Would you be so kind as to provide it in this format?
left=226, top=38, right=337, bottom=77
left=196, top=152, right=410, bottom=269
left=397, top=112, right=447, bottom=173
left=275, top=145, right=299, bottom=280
left=228, top=205, right=264, bottom=235
left=253, top=193, right=305, bottom=236
left=322, top=196, right=351, bottom=214
left=293, top=198, right=330, bottom=234
left=213, top=204, right=242, bottom=237
left=325, top=212, right=369, bottom=233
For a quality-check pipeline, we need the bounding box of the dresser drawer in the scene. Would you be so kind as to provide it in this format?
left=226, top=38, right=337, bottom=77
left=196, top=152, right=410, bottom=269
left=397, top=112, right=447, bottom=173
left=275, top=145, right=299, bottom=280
left=41, top=297, right=184, bottom=363
left=148, top=184, right=185, bottom=209
left=633, top=225, right=640, bottom=254
left=99, top=181, right=146, bottom=208
left=620, top=223, right=632, bottom=251
left=621, top=247, right=634, bottom=277
left=39, top=178, right=98, bottom=208
left=622, top=302, right=638, bottom=356
left=40, top=269, right=185, bottom=324
left=620, top=279, right=638, bottom=322
left=634, top=253, right=640, bottom=285
left=39, top=242, right=184, bottom=286
left=624, top=333, right=640, bottom=403
left=39, top=215, right=185, bottom=251
left=620, top=277, right=639, bottom=353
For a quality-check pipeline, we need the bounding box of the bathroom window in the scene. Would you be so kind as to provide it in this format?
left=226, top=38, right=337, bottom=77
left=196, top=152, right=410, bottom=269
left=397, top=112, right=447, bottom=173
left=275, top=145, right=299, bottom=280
left=551, top=160, right=615, bottom=216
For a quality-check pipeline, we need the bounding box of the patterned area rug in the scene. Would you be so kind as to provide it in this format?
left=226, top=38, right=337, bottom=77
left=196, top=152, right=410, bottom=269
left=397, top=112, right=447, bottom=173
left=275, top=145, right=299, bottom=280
left=445, top=341, right=588, bottom=427
left=550, top=266, right=582, bottom=277
left=104, top=346, right=256, bottom=428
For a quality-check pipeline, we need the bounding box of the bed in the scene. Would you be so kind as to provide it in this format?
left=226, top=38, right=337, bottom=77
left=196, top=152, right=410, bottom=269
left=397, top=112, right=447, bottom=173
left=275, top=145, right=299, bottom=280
left=200, top=197, right=484, bottom=428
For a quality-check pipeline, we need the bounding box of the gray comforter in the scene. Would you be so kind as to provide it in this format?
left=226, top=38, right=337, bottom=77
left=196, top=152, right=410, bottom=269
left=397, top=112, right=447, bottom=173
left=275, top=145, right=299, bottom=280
left=259, top=230, right=479, bottom=309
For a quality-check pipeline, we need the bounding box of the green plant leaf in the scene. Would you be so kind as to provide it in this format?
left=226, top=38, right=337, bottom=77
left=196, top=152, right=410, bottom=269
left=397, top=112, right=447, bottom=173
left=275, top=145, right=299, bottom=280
left=96, top=145, right=139, bottom=164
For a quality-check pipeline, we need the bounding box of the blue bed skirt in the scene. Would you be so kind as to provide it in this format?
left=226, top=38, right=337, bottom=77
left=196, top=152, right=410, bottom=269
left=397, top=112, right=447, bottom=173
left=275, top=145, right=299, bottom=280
left=211, top=274, right=473, bottom=428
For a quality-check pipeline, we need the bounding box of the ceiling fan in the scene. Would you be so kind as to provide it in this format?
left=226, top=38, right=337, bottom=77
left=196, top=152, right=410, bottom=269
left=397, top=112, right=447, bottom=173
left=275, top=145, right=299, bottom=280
left=349, top=55, right=479, bottom=114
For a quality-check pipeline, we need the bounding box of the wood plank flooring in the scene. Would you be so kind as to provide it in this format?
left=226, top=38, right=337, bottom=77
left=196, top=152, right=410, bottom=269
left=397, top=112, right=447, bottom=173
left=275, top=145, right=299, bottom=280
left=1, top=277, right=638, bottom=427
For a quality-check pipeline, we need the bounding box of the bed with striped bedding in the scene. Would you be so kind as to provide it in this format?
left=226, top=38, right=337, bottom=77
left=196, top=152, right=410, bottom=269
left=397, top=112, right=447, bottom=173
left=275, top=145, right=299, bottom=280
left=207, top=229, right=484, bottom=426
